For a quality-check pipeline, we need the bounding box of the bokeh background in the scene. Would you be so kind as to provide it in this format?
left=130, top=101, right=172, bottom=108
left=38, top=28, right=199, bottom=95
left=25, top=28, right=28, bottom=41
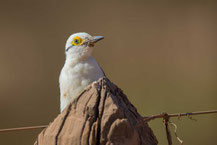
left=0, top=0, right=217, bottom=144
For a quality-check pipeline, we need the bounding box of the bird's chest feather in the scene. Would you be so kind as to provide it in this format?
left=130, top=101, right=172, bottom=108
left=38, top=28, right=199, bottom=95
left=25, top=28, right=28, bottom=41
left=59, top=58, right=103, bottom=98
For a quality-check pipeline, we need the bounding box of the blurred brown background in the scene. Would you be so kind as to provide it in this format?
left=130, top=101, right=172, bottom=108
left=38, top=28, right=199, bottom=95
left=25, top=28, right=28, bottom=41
left=0, top=0, right=217, bottom=144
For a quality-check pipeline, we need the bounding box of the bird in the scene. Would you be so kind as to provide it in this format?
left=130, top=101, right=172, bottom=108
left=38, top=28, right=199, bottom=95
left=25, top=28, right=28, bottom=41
left=59, top=32, right=105, bottom=112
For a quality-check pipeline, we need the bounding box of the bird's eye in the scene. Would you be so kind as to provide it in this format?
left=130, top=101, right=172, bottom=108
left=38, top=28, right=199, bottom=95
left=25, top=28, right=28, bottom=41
left=72, top=36, right=83, bottom=46
left=74, top=39, right=79, bottom=44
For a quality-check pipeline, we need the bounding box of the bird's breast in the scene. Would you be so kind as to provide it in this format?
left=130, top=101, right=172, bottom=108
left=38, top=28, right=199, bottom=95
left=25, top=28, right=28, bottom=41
left=59, top=57, right=104, bottom=101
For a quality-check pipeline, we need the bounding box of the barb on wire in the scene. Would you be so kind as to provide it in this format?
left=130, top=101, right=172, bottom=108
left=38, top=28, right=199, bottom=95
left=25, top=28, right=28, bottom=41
left=186, top=113, right=197, bottom=121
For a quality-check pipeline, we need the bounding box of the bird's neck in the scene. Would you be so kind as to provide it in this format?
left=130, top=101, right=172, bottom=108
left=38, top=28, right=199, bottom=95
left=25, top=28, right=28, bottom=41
left=65, top=53, right=91, bottom=67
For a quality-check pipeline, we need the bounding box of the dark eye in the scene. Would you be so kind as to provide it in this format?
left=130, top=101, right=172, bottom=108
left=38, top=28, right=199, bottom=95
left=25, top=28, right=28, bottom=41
left=74, top=39, right=79, bottom=44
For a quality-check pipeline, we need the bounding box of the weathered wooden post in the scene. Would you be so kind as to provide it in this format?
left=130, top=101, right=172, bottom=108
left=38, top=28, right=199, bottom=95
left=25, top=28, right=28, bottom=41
left=35, top=77, right=158, bottom=145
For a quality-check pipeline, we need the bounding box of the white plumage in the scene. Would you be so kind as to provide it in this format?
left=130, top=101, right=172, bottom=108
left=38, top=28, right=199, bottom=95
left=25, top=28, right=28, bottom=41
left=59, top=32, right=104, bottom=112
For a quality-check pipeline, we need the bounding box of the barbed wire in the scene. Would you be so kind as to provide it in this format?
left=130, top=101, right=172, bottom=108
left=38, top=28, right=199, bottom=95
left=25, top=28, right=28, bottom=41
left=0, top=125, right=47, bottom=133
left=143, top=110, right=217, bottom=122
left=144, top=110, right=217, bottom=145
left=0, top=109, right=216, bottom=145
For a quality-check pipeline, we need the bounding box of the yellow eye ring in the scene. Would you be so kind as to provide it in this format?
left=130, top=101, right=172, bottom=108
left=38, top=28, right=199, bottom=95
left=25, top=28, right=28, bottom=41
left=72, top=36, right=83, bottom=46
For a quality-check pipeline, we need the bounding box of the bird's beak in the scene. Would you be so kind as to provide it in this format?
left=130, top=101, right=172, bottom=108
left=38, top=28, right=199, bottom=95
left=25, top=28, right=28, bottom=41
left=86, top=36, right=104, bottom=47
left=92, top=36, right=104, bottom=43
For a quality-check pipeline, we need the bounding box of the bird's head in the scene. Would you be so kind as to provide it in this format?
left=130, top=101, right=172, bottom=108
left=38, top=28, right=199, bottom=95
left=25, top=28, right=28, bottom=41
left=65, top=32, right=104, bottom=61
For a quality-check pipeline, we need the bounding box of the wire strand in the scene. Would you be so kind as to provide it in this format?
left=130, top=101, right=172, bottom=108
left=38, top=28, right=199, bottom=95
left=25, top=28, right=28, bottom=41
left=144, top=110, right=217, bottom=122
left=0, top=125, right=47, bottom=133
left=0, top=110, right=216, bottom=133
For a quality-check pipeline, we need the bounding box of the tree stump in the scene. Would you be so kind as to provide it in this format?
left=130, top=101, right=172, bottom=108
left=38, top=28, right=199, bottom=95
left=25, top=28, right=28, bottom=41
left=35, top=77, right=158, bottom=145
